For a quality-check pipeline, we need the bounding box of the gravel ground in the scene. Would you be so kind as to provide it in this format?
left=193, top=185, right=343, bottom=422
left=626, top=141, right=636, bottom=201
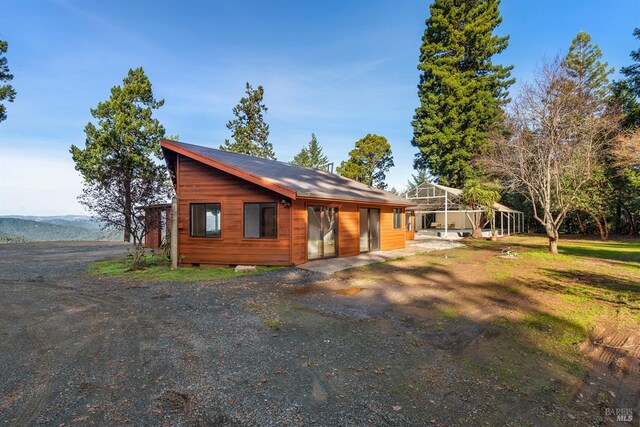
left=0, top=241, right=599, bottom=426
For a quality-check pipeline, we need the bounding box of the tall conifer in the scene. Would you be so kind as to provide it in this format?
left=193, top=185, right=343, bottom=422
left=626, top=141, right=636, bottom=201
left=411, top=0, right=514, bottom=187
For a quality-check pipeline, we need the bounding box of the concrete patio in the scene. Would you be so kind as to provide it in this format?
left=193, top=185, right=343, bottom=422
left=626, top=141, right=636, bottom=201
left=298, top=238, right=464, bottom=274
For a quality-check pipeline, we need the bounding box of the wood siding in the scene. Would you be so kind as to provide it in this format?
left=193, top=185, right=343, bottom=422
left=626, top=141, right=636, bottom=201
left=177, top=156, right=292, bottom=266
left=290, top=199, right=406, bottom=264
left=174, top=155, right=408, bottom=266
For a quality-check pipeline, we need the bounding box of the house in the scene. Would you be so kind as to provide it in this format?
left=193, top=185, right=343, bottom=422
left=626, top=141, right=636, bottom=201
left=159, top=139, right=416, bottom=266
left=404, top=181, right=524, bottom=238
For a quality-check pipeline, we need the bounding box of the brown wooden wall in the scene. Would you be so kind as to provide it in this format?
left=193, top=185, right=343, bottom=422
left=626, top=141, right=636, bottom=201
left=177, top=156, right=292, bottom=266
left=175, top=154, right=408, bottom=266
left=290, top=199, right=407, bottom=265
left=379, top=206, right=406, bottom=251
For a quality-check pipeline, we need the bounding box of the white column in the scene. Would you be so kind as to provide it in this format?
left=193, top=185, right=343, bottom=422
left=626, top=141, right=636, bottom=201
left=501, top=212, right=504, bottom=236
left=444, top=192, right=448, bottom=238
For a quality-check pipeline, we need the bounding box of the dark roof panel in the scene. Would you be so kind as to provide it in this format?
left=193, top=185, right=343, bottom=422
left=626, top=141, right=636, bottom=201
left=163, top=140, right=415, bottom=206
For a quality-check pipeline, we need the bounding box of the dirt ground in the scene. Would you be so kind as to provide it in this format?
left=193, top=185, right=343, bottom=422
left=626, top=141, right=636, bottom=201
left=0, top=241, right=637, bottom=426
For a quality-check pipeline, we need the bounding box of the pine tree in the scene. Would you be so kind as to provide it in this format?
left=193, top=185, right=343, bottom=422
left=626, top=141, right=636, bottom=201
left=564, top=31, right=614, bottom=101
left=337, top=134, right=394, bottom=189
left=70, top=67, right=171, bottom=256
left=0, top=39, right=17, bottom=123
left=405, top=168, right=429, bottom=192
left=411, top=0, right=514, bottom=188
left=291, top=133, right=329, bottom=168
left=621, top=28, right=640, bottom=96
left=221, top=82, right=275, bottom=159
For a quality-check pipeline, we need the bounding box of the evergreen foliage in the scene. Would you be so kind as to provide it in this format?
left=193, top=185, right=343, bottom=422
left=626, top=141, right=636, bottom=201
left=70, top=67, right=171, bottom=264
left=411, top=0, right=514, bottom=188
left=405, top=168, right=429, bottom=192
left=291, top=133, right=329, bottom=168
left=220, top=83, right=275, bottom=159
left=0, top=39, right=17, bottom=123
left=621, top=28, right=640, bottom=96
left=564, top=31, right=614, bottom=102
left=337, top=134, right=394, bottom=189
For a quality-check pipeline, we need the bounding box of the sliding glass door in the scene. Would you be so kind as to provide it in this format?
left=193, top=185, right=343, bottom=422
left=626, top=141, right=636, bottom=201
left=359, top=208, right=380, bottom=252
left=307, top=206, right=338, bottom=260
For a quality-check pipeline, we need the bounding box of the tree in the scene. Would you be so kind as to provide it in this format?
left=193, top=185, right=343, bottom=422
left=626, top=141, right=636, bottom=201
left=461, top=179, right=501, bottom=239
left=609, top=28, right=640, bottom=235
left=70, top=68, right=171, bottom=267
left=564, top=31, right=614, bottom=102
left=484, top=58, right=620, bottom=253
left=220, top=82, right=275, bottom=159
left=405, top=168, right=429, bottom=193
left=291, top=133, right=329, bottom=168
left=563, top=31, right=614, bottom=240
left=621, top=28, right=640, bottom=95
left=336, top=134, right=394, bottom=189
left=411, top=0, right=514, bottom=188
left=0, top=39, right=17, bottom=123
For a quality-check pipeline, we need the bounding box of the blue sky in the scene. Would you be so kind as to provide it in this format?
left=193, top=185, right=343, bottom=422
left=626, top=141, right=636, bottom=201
left=1, top=0, right=638, bottom=215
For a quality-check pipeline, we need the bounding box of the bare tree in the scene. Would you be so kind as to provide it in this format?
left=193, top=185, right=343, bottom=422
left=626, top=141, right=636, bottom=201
left=612, top=129, right=640, bottom=167
left=79, top=167, right=171, bottom=268
left=484, top=58, right=620, bottom=253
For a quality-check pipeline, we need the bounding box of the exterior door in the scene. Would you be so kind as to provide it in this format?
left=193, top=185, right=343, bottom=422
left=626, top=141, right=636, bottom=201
left=307, top=206, right=338, bottom=260
left=359, top=208, right=380, bottom=252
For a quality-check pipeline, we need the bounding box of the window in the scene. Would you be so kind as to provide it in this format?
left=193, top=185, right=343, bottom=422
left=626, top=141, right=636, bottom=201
left=244, top=202, right=277, bottom=238
left=393, top=208, right=402, bottom=229
left=406, top=212, right=413, bottom=231
left=190, top=203, right=221, bottom=238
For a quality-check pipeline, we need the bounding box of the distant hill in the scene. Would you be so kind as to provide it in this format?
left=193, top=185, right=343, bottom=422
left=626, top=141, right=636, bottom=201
left=0, top=217, right=123, bottom=243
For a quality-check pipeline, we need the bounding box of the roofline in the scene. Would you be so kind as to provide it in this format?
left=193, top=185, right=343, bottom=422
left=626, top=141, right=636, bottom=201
left=161, top=139, right=298, bottom=200
left=298, top=194, right=416, bottom=207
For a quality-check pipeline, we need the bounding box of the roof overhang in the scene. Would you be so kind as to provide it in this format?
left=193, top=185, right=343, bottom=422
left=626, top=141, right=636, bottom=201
left=161, top=139, right=298, bottom=200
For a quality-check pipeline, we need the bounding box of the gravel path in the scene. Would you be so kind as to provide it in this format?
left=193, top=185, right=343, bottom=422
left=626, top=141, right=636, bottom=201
left=0, top=241, right=592, bottom=426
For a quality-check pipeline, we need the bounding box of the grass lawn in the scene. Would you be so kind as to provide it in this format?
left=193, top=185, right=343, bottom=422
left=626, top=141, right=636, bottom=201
left=325, top=235, right=640, bottom=422
left=90, top=255, right=281, bottom=282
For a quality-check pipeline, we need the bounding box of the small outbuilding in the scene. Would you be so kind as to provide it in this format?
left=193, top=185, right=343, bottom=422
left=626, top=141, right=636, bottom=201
left=159, top=139, right=416, bottom=266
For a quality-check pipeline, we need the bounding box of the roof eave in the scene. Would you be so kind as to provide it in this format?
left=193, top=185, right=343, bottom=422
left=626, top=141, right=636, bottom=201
left=298, top=193, right=416, bottom=207
left=161, top=139, right=298, bottom=200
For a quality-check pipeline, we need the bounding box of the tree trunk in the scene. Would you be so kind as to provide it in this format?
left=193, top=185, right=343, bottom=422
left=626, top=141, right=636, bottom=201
left=471, top=224, right=483, bottom=239
left=622, top=203, right=637, bottom=236
left=131, top=238, right=145, bottom=270
left=585, top=210, right=607, bottom=241
left=602, top=214, right=609, bottom=240
left=575, top=212, right=587, bottom=235
left=124, top=180, right=132, bottom=243
left=546, top=224, right=559, bottom=254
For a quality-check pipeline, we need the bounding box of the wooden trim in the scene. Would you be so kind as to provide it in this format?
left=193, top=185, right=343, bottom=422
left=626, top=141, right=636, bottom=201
left=162, top=139, right=297, bottom=200
left=299, top=195, right=414, bottom=207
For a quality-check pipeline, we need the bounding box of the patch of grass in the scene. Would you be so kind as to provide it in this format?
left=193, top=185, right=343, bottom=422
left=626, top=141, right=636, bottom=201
left=90, top=256, right=280, bottom=282
left=263, top=319, right=283, bottom=330
left=441, top=306, right=461, bottom=320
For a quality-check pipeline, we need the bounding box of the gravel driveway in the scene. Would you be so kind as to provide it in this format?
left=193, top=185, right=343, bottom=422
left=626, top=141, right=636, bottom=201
left=0, top=241, right=586, bottom=426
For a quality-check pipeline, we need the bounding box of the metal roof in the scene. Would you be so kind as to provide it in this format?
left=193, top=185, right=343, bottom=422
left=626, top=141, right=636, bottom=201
left=162, top=140, right=415, bottom=206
